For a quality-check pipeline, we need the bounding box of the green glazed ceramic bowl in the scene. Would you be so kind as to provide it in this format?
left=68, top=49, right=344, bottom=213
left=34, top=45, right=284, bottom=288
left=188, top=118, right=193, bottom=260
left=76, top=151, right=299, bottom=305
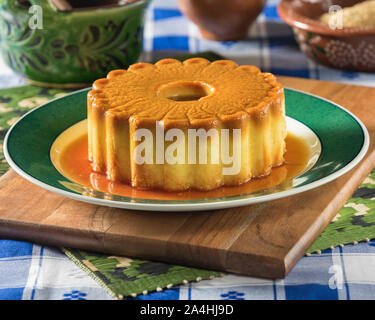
left=0, top=0, right=149, bottom=87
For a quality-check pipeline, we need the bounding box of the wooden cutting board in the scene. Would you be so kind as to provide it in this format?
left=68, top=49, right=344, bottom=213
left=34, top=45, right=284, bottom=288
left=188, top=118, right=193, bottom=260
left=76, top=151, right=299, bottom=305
left=0, top=76, right=374, bottom=279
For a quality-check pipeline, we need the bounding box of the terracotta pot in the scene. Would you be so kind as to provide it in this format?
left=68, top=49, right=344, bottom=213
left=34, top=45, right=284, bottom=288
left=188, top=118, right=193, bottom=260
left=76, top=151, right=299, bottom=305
left=178, top=0, right=266, bottom=41
left=278, top=0, right=375, bottom=72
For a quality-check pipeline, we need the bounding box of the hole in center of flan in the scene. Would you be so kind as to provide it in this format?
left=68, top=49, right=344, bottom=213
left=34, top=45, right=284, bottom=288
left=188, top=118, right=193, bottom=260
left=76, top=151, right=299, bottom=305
left=157, top=81, right=215, bottom=102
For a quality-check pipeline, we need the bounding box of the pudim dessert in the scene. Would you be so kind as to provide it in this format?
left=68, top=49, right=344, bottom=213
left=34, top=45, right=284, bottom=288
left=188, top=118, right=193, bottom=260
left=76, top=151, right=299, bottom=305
left=88, top=58, right=286, bottom=191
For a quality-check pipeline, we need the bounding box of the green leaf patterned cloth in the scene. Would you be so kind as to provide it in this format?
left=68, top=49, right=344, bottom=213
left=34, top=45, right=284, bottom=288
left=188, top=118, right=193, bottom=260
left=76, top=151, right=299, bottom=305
left=308, top=171, right=375, bottom=253
left=1, top=84, right=375, bottom=299
left=62, top=249, right=220, bottom=298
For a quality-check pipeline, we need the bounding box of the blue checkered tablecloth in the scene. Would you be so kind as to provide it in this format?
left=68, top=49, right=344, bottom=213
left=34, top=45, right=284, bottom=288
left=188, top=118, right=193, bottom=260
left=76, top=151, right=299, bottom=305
left=1, top=0, right=375, bottom=300
left=2, top=239, right=375, bottom=300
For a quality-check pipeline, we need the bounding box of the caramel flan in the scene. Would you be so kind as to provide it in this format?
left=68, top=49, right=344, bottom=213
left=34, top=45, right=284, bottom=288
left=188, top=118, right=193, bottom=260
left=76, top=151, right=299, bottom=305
left=88, top=58, right=286, bottom=191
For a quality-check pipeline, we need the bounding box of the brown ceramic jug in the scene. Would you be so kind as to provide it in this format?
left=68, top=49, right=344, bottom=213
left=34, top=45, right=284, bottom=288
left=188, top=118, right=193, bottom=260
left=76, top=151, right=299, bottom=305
left=178, top=0, right=266, bottom=41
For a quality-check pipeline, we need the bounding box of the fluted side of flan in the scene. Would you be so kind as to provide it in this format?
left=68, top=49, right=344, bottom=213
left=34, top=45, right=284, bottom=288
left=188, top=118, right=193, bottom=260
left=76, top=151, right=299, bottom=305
left=87, top=58, right=286, bottom=191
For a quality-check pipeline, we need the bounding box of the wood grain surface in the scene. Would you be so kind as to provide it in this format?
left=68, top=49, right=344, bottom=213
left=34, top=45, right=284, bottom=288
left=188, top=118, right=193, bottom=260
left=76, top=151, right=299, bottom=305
left=0, top=76, right=374, bottom=279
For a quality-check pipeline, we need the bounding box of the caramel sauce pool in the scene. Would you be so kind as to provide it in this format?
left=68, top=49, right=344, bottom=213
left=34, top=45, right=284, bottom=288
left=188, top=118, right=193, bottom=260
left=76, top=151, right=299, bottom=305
left=59, top=133, right=310, bottom=200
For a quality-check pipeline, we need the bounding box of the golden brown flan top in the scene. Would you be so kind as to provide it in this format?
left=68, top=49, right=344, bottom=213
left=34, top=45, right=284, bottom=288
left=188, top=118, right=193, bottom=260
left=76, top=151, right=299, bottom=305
left=88, top=58, right=286, bottom=191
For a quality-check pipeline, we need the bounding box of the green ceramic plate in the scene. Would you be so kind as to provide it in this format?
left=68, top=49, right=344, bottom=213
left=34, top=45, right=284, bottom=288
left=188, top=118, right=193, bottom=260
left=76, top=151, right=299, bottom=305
left=4, top=88, right=369, bottom=212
